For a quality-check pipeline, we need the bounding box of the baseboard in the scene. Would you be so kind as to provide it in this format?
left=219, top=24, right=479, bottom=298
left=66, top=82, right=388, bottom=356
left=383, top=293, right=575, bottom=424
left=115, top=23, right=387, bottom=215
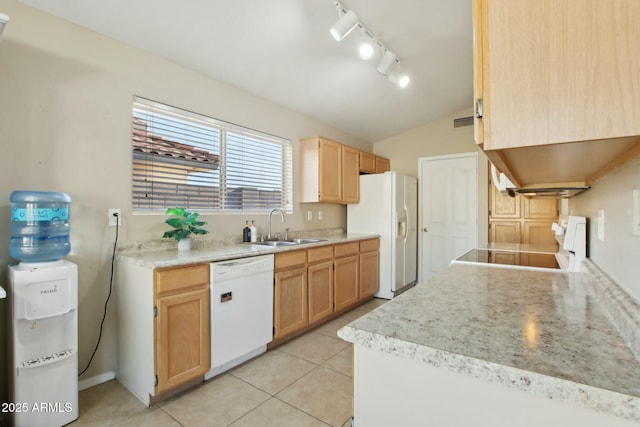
left=79, top=371, right=116, bottom=391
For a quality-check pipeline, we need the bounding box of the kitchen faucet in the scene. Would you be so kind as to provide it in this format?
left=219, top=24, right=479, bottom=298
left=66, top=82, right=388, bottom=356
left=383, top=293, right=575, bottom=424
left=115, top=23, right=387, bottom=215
left=267, top=208, right=285, bottom=240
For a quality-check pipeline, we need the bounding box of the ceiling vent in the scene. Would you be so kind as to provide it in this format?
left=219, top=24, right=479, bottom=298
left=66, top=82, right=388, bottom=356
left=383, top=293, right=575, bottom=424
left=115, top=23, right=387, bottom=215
left=453, top=116, right=473, bottom=128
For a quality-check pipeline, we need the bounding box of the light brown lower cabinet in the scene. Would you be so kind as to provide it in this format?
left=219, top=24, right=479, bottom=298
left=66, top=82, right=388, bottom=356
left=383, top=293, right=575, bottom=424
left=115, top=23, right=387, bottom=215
left=272, top=239, right=379, bottom=345
left=273, top=251, right=308, bottom=340
left=154, top=264, right=210, bottom=395
left=307, top=245, right=335, bottom=324
left=359, top=239, right=380, bottom=299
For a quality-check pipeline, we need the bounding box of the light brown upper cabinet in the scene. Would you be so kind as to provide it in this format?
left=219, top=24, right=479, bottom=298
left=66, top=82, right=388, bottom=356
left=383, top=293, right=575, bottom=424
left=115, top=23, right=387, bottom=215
left=359, top=151, right=376, bottom=174
left=473, top=0, right=640, bottom=189
left=359, top=151, right=390, bottom=175
left=342, top=145, right=360, bottom=204
left=375, top=156, right=390, bottom=174
left=299, top=136, right=360, bottom=204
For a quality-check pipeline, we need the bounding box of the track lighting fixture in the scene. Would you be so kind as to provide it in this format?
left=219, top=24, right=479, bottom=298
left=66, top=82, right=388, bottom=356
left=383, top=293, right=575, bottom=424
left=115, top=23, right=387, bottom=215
left=0, top=13, right=9, bottom=38
left=329, top=1, right=411, bottom=88
left=359, top=41, right=374, bottom=60
left=330, top=9, right=359, bottom=41
left=376, top=50, right=397, bottom=76
left=389, top=70, right=410, bottom=88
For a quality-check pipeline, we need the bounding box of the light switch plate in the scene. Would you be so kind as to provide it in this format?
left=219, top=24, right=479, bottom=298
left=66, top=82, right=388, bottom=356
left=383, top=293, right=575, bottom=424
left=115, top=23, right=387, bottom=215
left=597, top=209, right=605, bottom=241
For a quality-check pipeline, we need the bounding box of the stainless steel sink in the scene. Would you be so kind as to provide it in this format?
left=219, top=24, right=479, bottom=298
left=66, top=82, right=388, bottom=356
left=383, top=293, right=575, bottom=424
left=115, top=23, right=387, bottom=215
left=251, top=238, right=326, bottom=247
left=286, top=238, right=325, bottom=244
left=251, top=241, right=298, bottom=247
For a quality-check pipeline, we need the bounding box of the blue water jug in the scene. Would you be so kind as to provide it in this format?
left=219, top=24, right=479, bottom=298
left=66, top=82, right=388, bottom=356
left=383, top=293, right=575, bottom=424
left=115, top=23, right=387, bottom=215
left=10, top=191, right=71, bottom=262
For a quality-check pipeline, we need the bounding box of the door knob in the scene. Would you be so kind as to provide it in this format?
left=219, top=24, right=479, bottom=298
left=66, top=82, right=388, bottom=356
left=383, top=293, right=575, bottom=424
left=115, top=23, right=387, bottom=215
left=423, top=227, right=428, bottom=232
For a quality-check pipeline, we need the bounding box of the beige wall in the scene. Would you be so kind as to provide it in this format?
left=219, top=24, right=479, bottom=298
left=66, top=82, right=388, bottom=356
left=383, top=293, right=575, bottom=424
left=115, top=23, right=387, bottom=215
left=373, top=108, right=490, bottom=246
left=569, top=157, right=640, bottom=302
left=0, top=0, right=370, bottom=394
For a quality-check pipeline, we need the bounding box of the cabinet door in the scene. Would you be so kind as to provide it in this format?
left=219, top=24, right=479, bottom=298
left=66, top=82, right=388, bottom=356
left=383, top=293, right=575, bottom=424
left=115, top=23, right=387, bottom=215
left=523, top=197, right=558, bottom=220
left=319, top=138, right=342, bottom=203
left=359, top=151, right=376, bottom=173
left=308, top=260, right=334, bottom=324
left=477, top=0, right=640, bottom=150
left=489, top=221, right=521, bottom=243
left=334, top=255, right=359, bottom=312
left=472, top=0, right=485, bottom=146
left=359, top=250, right=379, bottom=300
left=342, top=145, right=360, bottom=203
left=273, top=267, right=308, bottom=340
left=155, top=286, right=210, bottom=394
left=522, top=222, right=556, bottom=247
left=489, top=181, right=520, bottom=219
left=375, top=156, right=390, bottom=173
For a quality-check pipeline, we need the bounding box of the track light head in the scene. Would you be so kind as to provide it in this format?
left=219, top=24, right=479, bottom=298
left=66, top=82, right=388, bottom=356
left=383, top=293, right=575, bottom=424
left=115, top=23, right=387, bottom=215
left=389, top=70, right=410, bottom=88
left=330, top=9, right=359, bottom=42
left=0, top=13, right=9, bottom=39
left=376, top=50, right=397, bottom=76
left=359, top=41, right=374, bottom=60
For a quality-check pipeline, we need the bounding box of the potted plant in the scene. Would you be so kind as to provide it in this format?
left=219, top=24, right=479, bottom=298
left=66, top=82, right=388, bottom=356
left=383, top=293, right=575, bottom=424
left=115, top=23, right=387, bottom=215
left=162, top=207, right=209, bottom=250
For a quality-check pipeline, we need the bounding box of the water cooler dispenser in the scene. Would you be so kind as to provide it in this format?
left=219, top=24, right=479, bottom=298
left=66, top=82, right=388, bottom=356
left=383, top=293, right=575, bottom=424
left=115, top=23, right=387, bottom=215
left=9, top=261, right=79, bottom=426
left=7, top=191, right=79, bottom=426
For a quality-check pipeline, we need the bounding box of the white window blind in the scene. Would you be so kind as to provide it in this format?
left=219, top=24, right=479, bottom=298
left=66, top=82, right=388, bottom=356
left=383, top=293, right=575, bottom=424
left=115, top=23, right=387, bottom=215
left=132, top=97, right=292, bottom=212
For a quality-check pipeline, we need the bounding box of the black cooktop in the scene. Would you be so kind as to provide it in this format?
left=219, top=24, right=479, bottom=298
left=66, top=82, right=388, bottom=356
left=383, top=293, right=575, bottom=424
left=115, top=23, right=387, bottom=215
left=455, top=249, right=560, bottom=270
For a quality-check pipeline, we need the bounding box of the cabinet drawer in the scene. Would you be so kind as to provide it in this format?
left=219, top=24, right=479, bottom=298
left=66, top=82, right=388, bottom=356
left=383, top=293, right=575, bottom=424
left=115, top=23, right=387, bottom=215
left=334, top=242, right=359, bottom=258
left=359, top=239, right=380, bottom=253
left=275, top=250, right=307, bottom=270
left=155, top=264, right=209, bottom=295
left=308, top=245, right=334, bottom=264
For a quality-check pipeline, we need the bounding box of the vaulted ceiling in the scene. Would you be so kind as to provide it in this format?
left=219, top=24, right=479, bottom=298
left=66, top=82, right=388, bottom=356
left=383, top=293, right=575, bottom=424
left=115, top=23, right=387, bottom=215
left=21, top=0, right=473, bottom=142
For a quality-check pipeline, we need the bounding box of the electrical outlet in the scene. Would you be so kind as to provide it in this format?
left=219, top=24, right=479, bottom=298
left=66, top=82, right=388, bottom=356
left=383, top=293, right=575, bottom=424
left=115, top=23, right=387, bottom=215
left=307, top=211, right=313, bottom=221
left=318, top=210, right=323, bottom=220
left=109, top=208, right=122, bottom=226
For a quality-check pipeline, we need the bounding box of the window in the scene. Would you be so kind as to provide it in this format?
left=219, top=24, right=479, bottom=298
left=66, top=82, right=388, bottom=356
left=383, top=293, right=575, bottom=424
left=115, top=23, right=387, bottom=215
left=132, top=97, right=293, bottom=213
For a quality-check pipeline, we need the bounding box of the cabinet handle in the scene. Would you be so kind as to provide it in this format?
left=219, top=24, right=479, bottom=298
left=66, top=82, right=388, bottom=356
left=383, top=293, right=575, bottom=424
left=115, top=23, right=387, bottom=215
left=423, top=227, right=429, bottom=232
left=475, top=98, right=484, bottom=119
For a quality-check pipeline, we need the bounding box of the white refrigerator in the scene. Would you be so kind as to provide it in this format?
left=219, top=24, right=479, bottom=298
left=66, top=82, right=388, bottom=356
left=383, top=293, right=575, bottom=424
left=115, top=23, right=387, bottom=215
left=347, top=172, right=418, bottom=299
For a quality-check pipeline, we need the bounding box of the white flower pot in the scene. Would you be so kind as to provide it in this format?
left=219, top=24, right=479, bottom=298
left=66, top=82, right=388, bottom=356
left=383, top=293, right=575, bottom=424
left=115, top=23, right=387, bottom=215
left=177, top=237, right=192, bottom=251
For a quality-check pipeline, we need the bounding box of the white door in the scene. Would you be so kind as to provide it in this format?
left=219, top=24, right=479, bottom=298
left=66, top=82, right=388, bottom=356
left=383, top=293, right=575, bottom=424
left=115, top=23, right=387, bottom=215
left=419, top=153, right=478, bottom=281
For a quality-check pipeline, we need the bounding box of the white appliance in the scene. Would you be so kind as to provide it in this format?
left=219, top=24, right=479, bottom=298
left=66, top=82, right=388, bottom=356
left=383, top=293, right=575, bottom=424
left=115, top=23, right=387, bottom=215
left=205, top=254, right=274, bottom=380
left=348, top=172, right=418, bottom=299
left=552, top=214, right=587, bottom=271
left=8, top=260, right=79, bottom=427
left=453, top=214, right=587, bottom=273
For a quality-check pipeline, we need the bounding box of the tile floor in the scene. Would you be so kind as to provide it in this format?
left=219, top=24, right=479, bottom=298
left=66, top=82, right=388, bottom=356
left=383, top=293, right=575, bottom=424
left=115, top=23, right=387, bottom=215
left=70, top=298, right=387, bottom=427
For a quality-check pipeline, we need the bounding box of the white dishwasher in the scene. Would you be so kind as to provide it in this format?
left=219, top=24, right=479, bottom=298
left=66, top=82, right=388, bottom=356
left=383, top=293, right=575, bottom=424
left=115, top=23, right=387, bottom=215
left=205, top=254, right=274, bottom=380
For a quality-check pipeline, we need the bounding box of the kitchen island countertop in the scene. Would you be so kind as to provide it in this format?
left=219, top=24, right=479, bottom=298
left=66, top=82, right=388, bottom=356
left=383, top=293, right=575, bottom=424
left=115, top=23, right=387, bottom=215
left=338, top=262, right=640, bottom=422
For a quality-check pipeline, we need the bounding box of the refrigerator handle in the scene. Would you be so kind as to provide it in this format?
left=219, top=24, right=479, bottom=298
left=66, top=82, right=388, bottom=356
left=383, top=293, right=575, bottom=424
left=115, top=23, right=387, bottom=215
left=397, top=220, right=406, bottom=239
left=403, top=206, right=410, bottom=243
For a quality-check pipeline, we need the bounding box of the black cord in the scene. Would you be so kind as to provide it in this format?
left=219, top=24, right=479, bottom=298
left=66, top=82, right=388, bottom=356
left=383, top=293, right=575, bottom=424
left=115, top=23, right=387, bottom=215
left=79, top=213, right=119, bottom=377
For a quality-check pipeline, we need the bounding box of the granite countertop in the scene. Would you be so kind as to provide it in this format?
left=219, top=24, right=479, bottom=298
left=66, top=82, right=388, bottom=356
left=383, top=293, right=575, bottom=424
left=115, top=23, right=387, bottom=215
left=116, top=232, right=379, bottom=269
left=338, top=262, right=640, bottom=422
